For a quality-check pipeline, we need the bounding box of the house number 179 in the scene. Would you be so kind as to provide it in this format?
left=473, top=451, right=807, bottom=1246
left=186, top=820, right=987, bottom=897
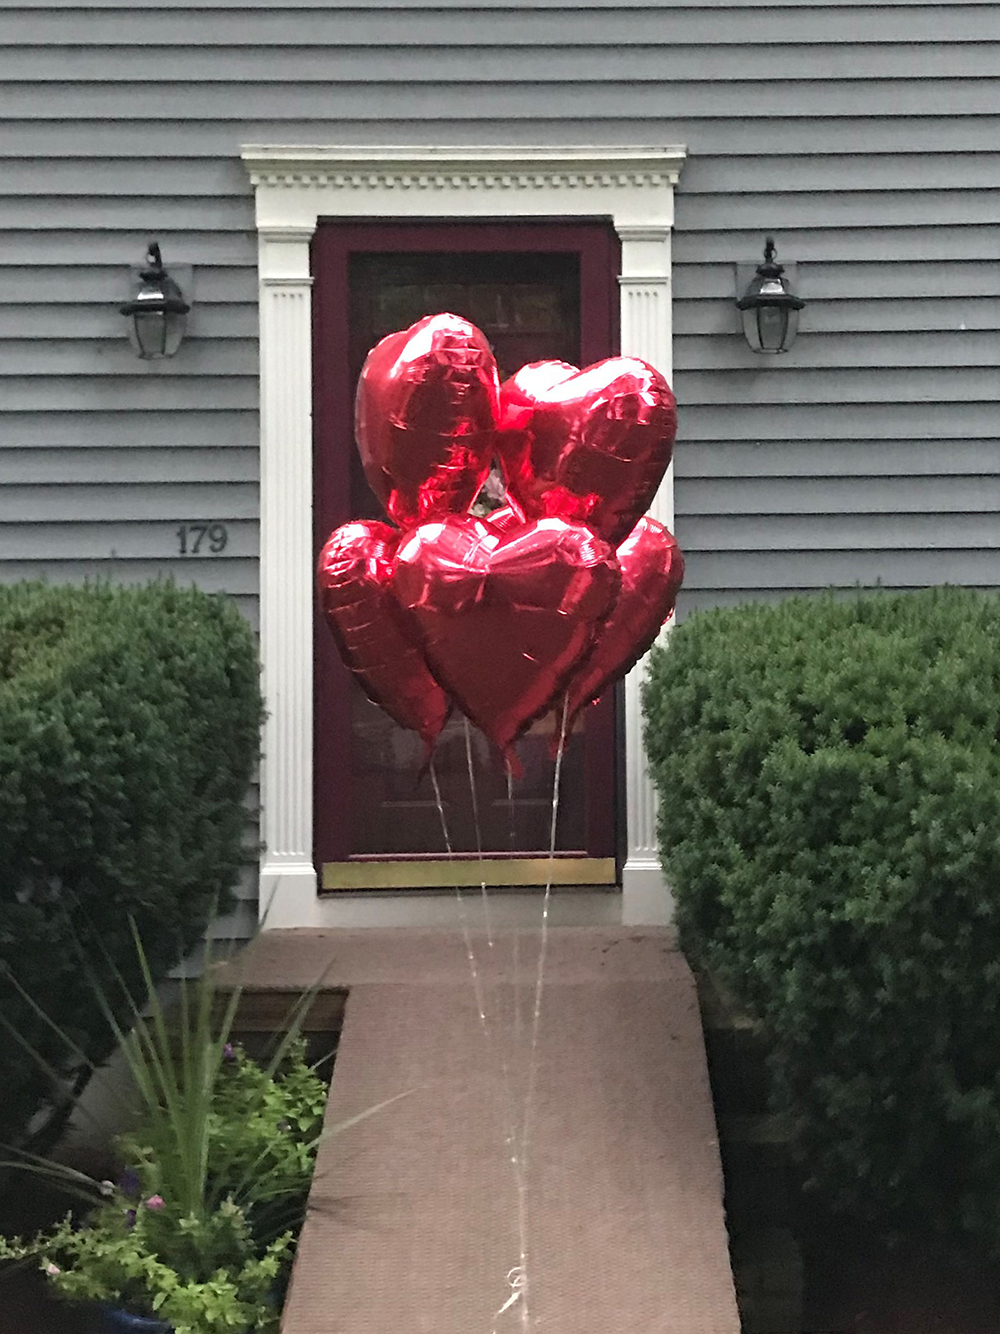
left=177, top=523, right=228, bottom=555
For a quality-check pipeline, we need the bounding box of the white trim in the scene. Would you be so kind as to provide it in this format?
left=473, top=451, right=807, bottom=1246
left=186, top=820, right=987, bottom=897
left=242, top=144, right=687, bottom=929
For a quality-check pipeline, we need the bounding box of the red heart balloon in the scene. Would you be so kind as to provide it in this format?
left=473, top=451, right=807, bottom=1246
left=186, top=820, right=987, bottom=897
left=392, top=515, right=620, bottom=755
left=557, top=517, right=685, bottom=742
left=317, top=520, right=450, bottom=750
left=497, top=357, right=677, bottom=547
left=355, top=313, right=501, bottom=530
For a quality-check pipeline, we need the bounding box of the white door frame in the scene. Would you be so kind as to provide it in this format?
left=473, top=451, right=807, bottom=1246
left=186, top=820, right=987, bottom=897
left=241, top=144, right=687, bottom=929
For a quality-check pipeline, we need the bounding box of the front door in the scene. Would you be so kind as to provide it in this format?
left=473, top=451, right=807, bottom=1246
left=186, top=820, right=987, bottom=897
left=312, top=221, right=621, bottom=890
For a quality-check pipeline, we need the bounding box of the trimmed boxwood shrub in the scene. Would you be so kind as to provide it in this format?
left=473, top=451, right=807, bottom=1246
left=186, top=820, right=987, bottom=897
left=0, top=581, right=262, bottom=1146
left=642, top=587, right=1000, bottom=1249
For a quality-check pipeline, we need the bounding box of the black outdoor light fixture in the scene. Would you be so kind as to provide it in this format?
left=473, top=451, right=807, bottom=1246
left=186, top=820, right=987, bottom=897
left=120, top=241, right=190, bottom=359
left=736, top=235, right=805, bottom=354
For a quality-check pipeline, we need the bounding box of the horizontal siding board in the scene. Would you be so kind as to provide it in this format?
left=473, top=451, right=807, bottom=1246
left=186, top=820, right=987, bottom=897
left=674, top=331, right=1000, bottom=372
left=0, top=338, right=257, bottom=375
left=678, top=191, right=1000, bottom=230
left=674, top=586, right=1000, bottom=622
left=681, top=513, right=1000, bottom=550
left=3, top=1, right=997, bottom=10
left=680, top=403, right=1000, bottom=441
left=0, top=304, right=258, bottom=337
left=0, top=521, right=257, bottom=557
left=0, top=379, right=256, bottom=410
left=2, top=44, right=999, bottom=81
left=677, top=475, right=1000, bottom=515
left=0, top=411, right=258, bottom=445
left=673, top=367, right=998, bottom=405
left=0, top=559, right=258, bottom=593
left=680, top=550, right=1000, bottom=589
left=4, top=80, right=1000, bottom=117
left=0, top=267, right=256, bottom=303
left=673, top=228, right=999, bottom=263
left=674, top=262, right=1000, bottom=301
left=5, top=152, right=1000, bottom=196
left=2, top=8, right=996, bottom=43
left=0, top=195, right=253, bottom=229
left=10, top=118, right=1000, bottom=159
left=677, top=154, right=1000, bottom=194
left=675, top=440, right=1000, bottom=479
left=0, top=446, right=259, bottom=482
left=0, top=229, right=256, bottom=264
left=0, top=482, right=259, bottom=520
left=675, top=297, right=999, bottom=336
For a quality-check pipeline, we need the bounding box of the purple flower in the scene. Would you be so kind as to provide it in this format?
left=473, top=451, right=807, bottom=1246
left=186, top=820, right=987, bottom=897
left=124, top=1209, right=137, bottom=1230
left=119, top=1169, right=141, bottom=1199
left=145, top=1195, right=165, bottom=1211
left=222, top=1042, right=237, bottom=1062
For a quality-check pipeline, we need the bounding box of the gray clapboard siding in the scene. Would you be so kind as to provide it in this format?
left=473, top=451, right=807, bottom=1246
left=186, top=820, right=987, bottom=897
left=0, top=559, right=259, bottom=593
left=2, top=7, right=996, bottom=43
left=1, top=45, right=998, bottom=81
left=0, top=338, right=256, bottom=374
left=678, top=298, right=998, bottom=336
left=6, top=82, right=1000, bottom=118
left=675, top=263, right=1000, bottom=300
left=2, top=0, right=998, bottom=935
left=2, top=0, right=995, bottom=8
left=684, top=514, right=1000, bottom=550
left=675, top=440, right=1000, bottom=478
left=683, top=402, right=1000, bottom=442
left=685, top=551, right=1000, bottom=589
left=12, top=118, right=1000, bottom=159
left=0, top=523, right=257, bottom=558
left=0, top=482, right=258, bottom=520
left=675, top=368, right=997, bottom=405
left=1, top=446, right=258, bottom=481
left=0, top=305, right=258, bottom=337
left=2, top=411, right=258, bottom=445
left=676, top=331, right=1000, bottom=371
left=679, top=476, right=1000, bottom=515
left=0, top=267, right=256, bottom=302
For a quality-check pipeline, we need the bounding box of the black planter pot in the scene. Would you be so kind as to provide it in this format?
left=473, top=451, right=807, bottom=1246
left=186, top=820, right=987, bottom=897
left=98, top=1305, right=173, bottom=1334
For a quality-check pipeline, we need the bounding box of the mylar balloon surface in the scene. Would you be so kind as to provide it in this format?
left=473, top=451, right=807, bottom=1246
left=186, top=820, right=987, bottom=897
left=392, top=515, right=621, bottom=755
left=355, top=313, right=501, bottom=530
left=558, top=516, right=685, bottom=740
left=497, top=356, right=677, bottom=547
left=317, top=520, right=450, bottom=749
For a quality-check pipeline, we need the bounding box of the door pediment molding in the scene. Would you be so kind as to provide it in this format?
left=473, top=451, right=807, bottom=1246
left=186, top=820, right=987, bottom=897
left=242, top=144, right=686, bottom=236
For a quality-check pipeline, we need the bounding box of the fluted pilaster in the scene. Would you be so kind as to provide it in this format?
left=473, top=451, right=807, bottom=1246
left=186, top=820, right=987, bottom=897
left=619, top=229, right=675, bottom=923
left=257, top=231, right=318, bottom=921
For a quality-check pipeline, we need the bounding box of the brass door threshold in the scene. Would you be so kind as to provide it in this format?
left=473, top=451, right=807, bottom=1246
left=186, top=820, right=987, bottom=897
left=321, top=856, right=617, bottom=892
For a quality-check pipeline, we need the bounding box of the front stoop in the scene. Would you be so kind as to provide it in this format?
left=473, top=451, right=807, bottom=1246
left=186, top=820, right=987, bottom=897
left=231, top=927, right=740, bottom=1334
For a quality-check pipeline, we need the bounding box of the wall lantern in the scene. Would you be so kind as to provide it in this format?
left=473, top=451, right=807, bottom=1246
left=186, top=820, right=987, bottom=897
left=736, top=235, right=805, bottom=354
left=120, top=241, right=190, bottom=359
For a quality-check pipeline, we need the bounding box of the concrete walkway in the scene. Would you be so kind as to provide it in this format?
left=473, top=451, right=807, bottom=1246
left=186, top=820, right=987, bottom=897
left=232, top=926, right=740, bottom=1334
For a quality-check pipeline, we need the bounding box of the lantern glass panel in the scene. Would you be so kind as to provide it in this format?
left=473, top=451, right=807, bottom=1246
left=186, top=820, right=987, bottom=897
left=756, top=303, right=789, bottom=354
left=131, top=310, right=167, bottom=359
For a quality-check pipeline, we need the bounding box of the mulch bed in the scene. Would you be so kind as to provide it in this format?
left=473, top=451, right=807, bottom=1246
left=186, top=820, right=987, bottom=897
left=800, top=1208, right=1000, bottom=1334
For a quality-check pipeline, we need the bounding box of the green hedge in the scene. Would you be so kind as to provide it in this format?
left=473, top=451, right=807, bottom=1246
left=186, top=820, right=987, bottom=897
left=642, top=587, right=1000, bottom=1248
left=0, top=581, right=262, bottom=1146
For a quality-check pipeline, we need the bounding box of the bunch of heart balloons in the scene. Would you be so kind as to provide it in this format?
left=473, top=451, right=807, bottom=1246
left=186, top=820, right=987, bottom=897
left=318, top=312, right=685, bottom=764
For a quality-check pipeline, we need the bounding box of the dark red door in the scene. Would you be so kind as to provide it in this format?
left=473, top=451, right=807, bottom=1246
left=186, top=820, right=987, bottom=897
left=312, top=221, right=620, bottom=891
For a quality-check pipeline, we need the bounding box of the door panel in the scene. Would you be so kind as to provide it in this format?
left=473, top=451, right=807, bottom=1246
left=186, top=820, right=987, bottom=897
left=312, top=221, right=620, bottom=888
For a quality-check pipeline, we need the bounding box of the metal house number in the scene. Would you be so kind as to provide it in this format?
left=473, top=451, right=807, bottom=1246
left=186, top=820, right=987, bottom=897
left=176, top=523, right=228, bottom=555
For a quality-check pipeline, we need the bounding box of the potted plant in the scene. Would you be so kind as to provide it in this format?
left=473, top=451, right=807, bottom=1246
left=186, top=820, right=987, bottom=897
left=0, top=923, right=396, bottom=1333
